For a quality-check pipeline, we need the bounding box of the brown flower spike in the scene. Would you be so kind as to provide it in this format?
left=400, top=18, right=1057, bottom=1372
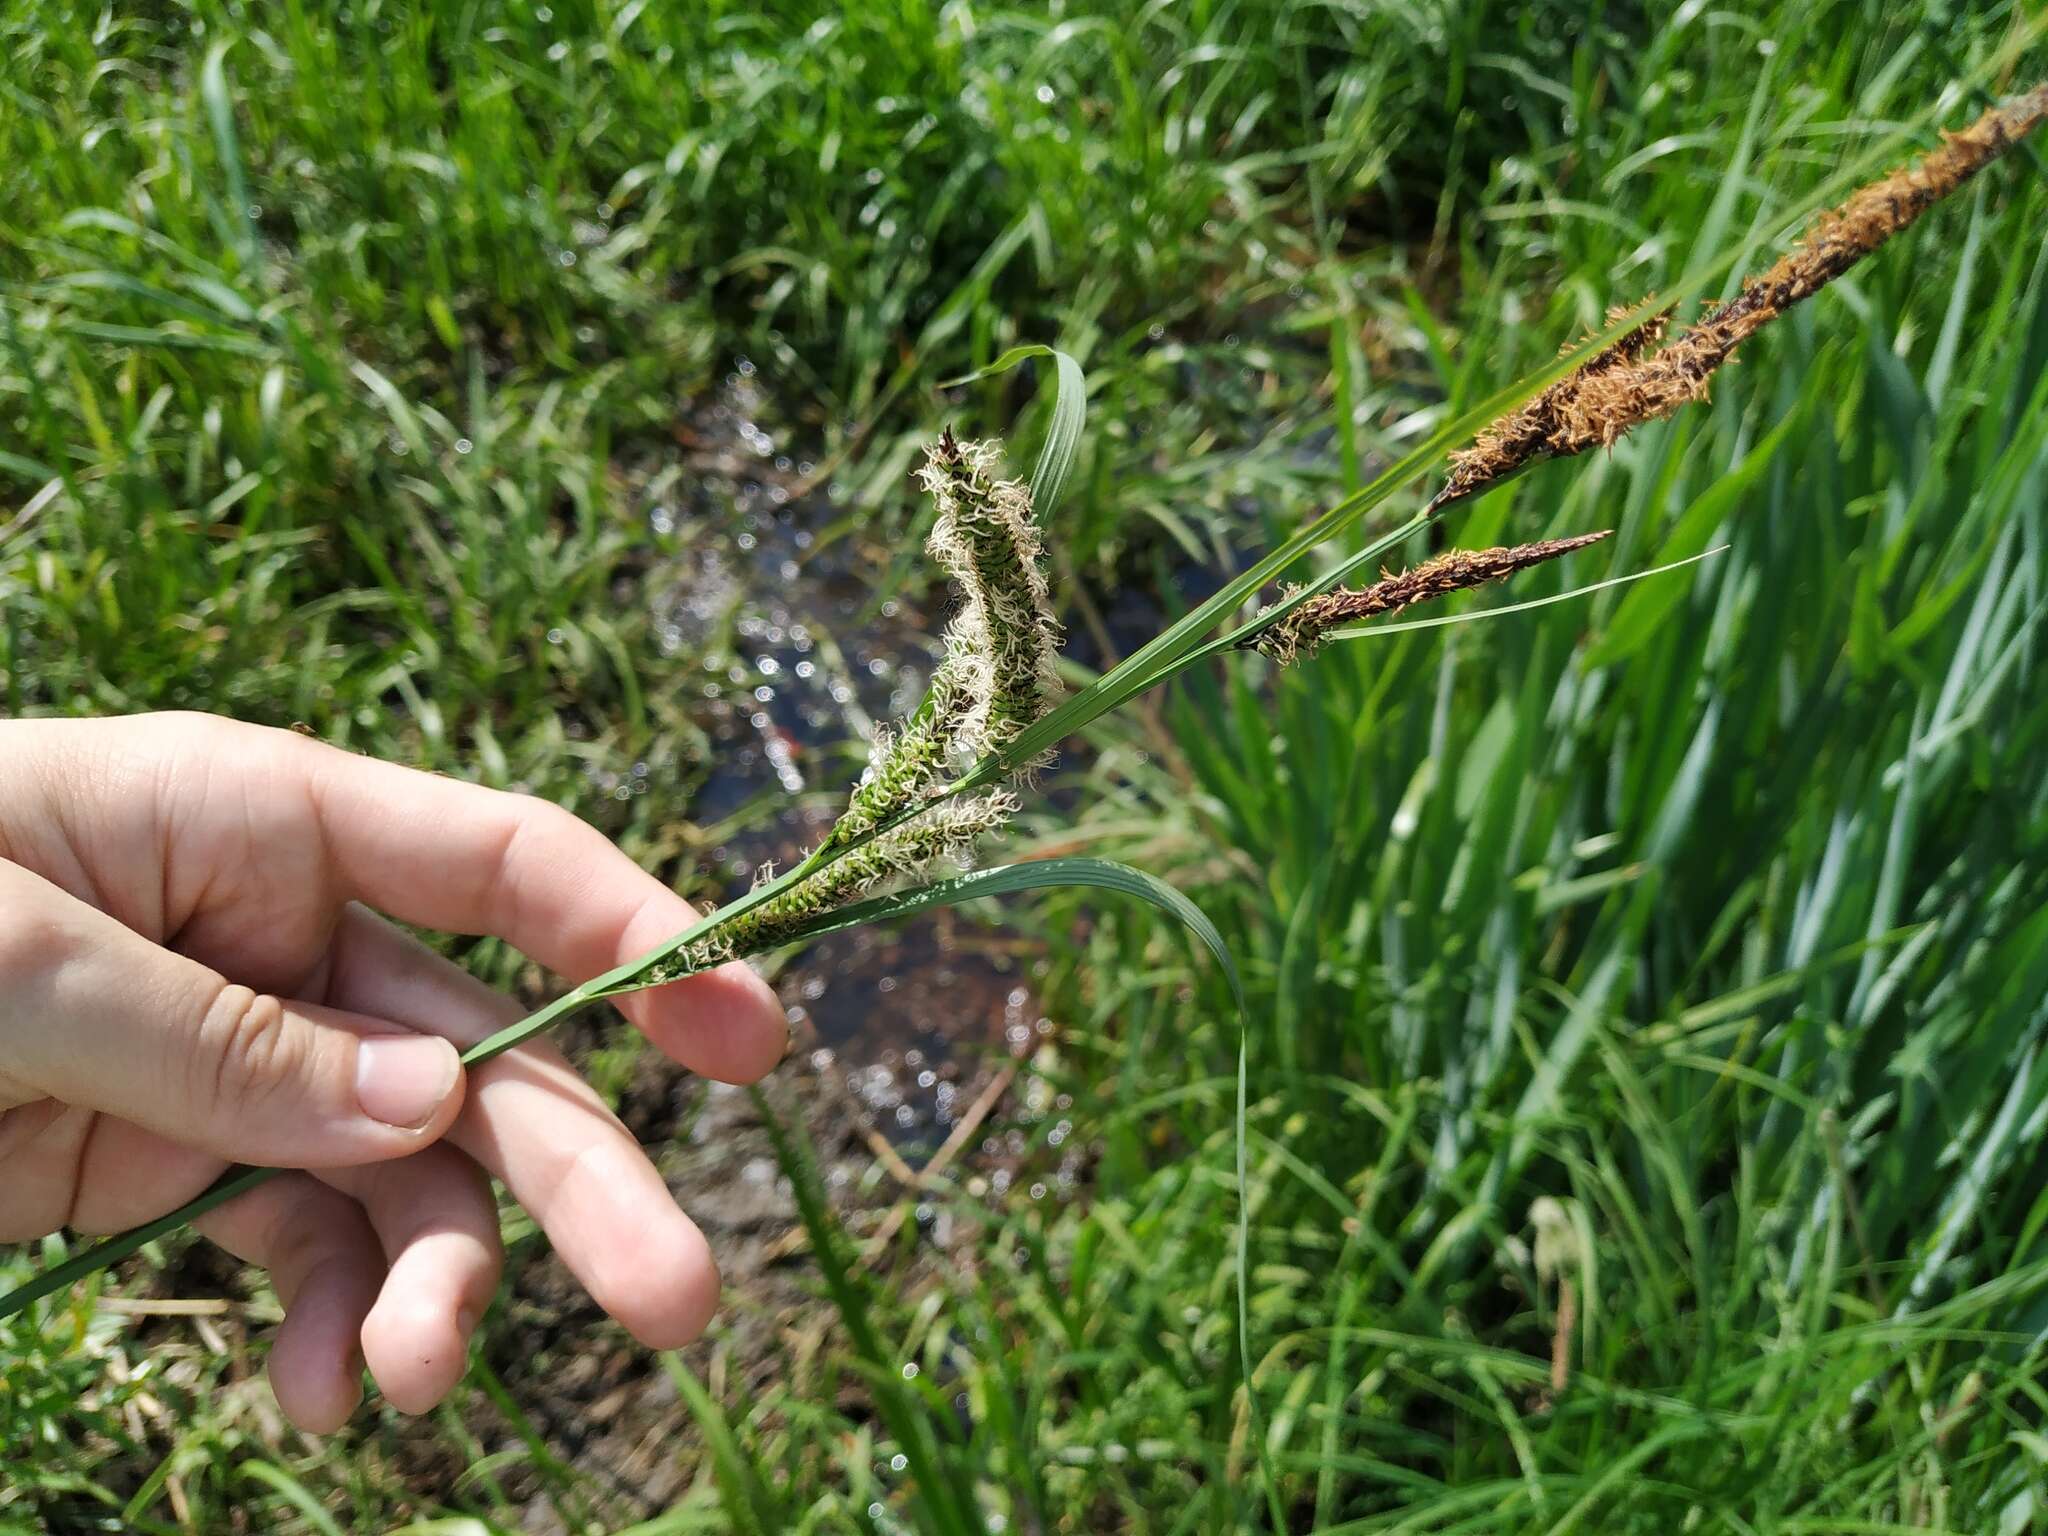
left=1431, top=83, right=2048, bottom=511
left=1252, top=530, right=1613, bottom=662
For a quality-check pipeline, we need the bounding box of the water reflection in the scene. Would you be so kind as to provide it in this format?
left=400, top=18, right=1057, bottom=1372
left=635, top=372, right=1053, bottom=1160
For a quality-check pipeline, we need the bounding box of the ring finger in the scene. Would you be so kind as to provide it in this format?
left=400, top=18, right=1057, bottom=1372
left=194, top=1173, right=381, bottom=1433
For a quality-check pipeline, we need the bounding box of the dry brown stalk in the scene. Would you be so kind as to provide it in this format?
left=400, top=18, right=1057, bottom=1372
left=1251, top=529, right=1612, bottom=662
left=1431, top=83, right=2048, bottom=512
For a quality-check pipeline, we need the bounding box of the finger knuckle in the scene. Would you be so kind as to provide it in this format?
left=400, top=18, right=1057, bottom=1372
left=192, top=983, right=303, bottom=1117
left=0, top=876, right=79, bottom=986
left=255, top=1190, right=328, bottom=1287
left=525, top=791, right=592, bottom=846
left=520, top=797, right=584, bottom=858
left=486, top=795, right=589, bottom=912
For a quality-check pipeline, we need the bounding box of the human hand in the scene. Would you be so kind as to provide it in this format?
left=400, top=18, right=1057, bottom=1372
left=0, top=712, right=786, bottom=1430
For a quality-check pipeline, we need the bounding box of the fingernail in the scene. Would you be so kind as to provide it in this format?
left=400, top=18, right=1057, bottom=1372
left=356, top=1036, right=460, bottom=1129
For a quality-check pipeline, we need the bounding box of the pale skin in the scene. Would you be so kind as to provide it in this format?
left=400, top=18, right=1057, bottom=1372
left=0, top=712, right=787, bottom=1432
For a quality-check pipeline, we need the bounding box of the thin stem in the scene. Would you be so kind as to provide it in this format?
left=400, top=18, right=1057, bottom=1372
left=0, top=1165, right=277, bottom=1318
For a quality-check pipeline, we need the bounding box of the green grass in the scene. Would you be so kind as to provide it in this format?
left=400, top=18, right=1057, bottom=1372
left=9, top=0, right=2048, bottom=1531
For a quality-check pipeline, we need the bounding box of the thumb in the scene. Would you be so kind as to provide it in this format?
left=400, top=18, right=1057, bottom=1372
left=0, top=859, right=464, bottom=1167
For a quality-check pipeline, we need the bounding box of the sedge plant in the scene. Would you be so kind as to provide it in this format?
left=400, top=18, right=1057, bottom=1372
left=6, top=72, right=2048, bottom=1527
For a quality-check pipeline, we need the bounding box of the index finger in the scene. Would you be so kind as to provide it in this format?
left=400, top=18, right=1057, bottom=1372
left=294, top=733, right=786, bottom=1084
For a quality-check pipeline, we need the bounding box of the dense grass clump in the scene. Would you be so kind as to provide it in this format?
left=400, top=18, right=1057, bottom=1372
left=8, top=1, right=2048, bottom=1533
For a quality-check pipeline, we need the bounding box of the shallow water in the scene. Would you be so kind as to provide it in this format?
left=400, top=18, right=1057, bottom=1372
left=636, top=374, right=1049, bottom=1152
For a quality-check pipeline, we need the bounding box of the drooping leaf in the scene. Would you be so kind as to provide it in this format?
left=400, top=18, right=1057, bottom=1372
left=942, top=343, right=1088, bottom=517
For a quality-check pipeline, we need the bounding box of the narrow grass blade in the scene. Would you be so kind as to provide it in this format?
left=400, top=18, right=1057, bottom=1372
left=661, top=1355, right=785, bottom=1536
left=237, top=1463, right=347, bottom=1536
left=751, top=1092, right=981, bottom=1536
left=0, top=1165, right=275, bottom=1319
left=771, top=857, right=1278, bottom=1522
left=198, top=42, right=256, bottom=269
left=940, top=343, right=1088, bottom=516
left=763, top=858, right=1237, bottom=998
